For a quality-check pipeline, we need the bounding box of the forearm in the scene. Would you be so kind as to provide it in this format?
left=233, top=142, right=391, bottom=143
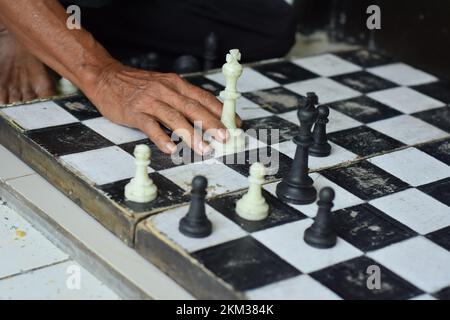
left=0, top=0, right=116, bottom=95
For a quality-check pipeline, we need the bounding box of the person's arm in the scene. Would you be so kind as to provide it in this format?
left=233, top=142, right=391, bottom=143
left=0, top=0, right=233, bottom=155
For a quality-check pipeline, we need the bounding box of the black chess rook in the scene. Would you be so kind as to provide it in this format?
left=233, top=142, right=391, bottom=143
left=276, top=104, right=318, bottom=204
left=304, top=187, right=337, bottom=249
left=179, top=176, right=212, bottom=238
left=310, top=105, right=331, bottom=157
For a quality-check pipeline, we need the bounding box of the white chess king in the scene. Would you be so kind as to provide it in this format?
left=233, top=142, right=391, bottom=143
left=124, top=144, right=158, bottom=203
left=236, top=162, right=269, bottom=221
left=211, top=49, right=246, bottom=154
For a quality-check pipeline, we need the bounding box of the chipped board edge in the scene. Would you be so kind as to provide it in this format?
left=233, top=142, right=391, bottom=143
left=0, top=114, right=138, bottom=245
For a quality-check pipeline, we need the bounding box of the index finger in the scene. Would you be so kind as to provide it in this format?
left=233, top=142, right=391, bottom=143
left=182, top=80, right=243, bottom=128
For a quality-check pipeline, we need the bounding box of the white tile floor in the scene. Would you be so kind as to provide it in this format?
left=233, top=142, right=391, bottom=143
left=0, top=201, right=120, bottom=300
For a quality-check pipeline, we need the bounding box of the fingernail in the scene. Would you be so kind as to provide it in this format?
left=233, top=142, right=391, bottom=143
left=165, top=142, right=177, bottom=154
left=218, top=128, right=229, bottom=142
left=199, top=141, right=212, bottom=155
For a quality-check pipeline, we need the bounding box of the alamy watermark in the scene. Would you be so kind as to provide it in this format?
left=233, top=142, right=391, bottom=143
left=66, top=264, right=82, bottom=290
left=366, top=265, right=381, bottom=290
left=366, top=5, right=381, bottom=30
left=66, top=5, right=81, bottom=30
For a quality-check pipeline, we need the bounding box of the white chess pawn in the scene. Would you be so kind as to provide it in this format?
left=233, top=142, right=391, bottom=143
left=124, top=144, right=157, bottom=203
left=236, top=162, right=269, bottom=221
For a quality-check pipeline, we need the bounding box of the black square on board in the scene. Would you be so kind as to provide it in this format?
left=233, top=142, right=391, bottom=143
left=425, top=226, right=450, bottom=252
left=311, top=256, right=423, bottom=300
left=335, top=49, right=395, bottom=68
left=321, top=160, right=410, bottom=201
left=333, top=203, right=417, bottom=252
left=412, top=81, right=450, bottom=104
left=184, top=75, right=225, bottom=96
left=217, top=147, right=292, bottom=181
left=54, top=95, right=100, bottom=121
left=98, top=172, right=189, bottom=213
left=27, top=123, right=114, bottom=157
left=192, top=236, right=300, bottom=291
left=243, top=116, right=299, bottom=145
left=243, top=87, right=306, bottom=113
left=207, top=190, right=306, bottom=233
left=252, top=61, right=318, bottom=84
left=328, top=96, right=402, bottom=123
left=418, top=177, right=450, bottom=206
left=331, top=71, right=396, bottom=94
left=417, top=138, right=450, bottom=165
left=328, top=125, right=405, bottom=157
left=412, top=106, right=450, bottom=133
left=433, top=286, right=450, bottom=300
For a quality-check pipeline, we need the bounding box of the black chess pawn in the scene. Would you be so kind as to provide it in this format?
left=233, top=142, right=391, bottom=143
left=203, top=32, right=219, bottom=71
left=309, top=105, right=331, bottom=157
left=304, top=187, right=337, bottom=249
left=173, top=55, right=201, bottom=74
left=179, top=176, right=212, bottom=238
left=276, top=105, right=318, bottom=204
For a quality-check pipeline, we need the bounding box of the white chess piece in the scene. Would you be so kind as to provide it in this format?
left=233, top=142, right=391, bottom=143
left=236, top=162, right=269, bottom=221
left=211, top=49, right=246, bottom=154
left=59, top=78, right=78, bottom=95
left=124, top=144, right=157, bottom=203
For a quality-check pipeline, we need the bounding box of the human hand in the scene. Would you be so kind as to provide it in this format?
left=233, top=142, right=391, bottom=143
left=89, top=63, right=242, bottom=155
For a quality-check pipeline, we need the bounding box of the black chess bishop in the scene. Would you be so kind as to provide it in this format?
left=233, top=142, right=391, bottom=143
left=276, top=99, right=318, bottom=205
left=309, top=105, right=331, bottom=157
left=304, top=187, right=337, bottom=249
left=179, top=176, right=212, bottom=238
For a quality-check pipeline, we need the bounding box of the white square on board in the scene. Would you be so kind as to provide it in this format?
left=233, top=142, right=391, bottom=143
left=263, top=174, right=364, bottom=218
left=83, top=117, right=147, bottom=144
left=1, top=101, right=78, bottom=130
left=246, top=274, right=341, bottom=300
left=253, top=219, right=362, bottom=273
left=285, top=78, right=361, bottom=104
left=149, top=205, right=247, bottom=253
left=368, top=237, right=450, bottom=293
left=368, top=147, right=450, bottom=186
left=367, top=63, right=437, bottom=86
left=368, top=114, right=448, bottom=145
left=369, top=188, right=450, bottom=234
left=206, top=68, right=278, bottom=93
left=60, top=146, right=150, bottom=185
left=368, top=87, right=445, bottom=114
left=272, top=140, right=358, bottom=171
left=293, top=53, right=362, bottom=77
left=277, top=108, right=362, bottom=134
left=159, top=159, right=248, bottom=197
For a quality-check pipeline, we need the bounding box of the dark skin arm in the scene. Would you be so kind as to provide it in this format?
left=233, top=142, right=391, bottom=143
left=0, top=0, right=241, bottom=155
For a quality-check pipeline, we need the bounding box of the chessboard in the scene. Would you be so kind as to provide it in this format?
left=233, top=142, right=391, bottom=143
left=0, top=49, right=449, bottom=300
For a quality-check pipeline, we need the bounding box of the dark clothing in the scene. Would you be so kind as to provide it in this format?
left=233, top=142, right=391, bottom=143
left=69, top=0, right=296, bottom=68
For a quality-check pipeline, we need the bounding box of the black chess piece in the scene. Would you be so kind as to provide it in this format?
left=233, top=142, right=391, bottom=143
left=173, top=55, right=201, bottom=74
left=276, top=105, right=318, bottom=204
left=143, top=52, right=159, bottom=71
left=203, top=32, right=219, bottom=71
left=304, top=187, right=337, bottom=249
left=305, top=92, right=319, bottom=111
left=309, top=105, right=331, bottom=157
left=179, top=176, right=212, bottom=238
